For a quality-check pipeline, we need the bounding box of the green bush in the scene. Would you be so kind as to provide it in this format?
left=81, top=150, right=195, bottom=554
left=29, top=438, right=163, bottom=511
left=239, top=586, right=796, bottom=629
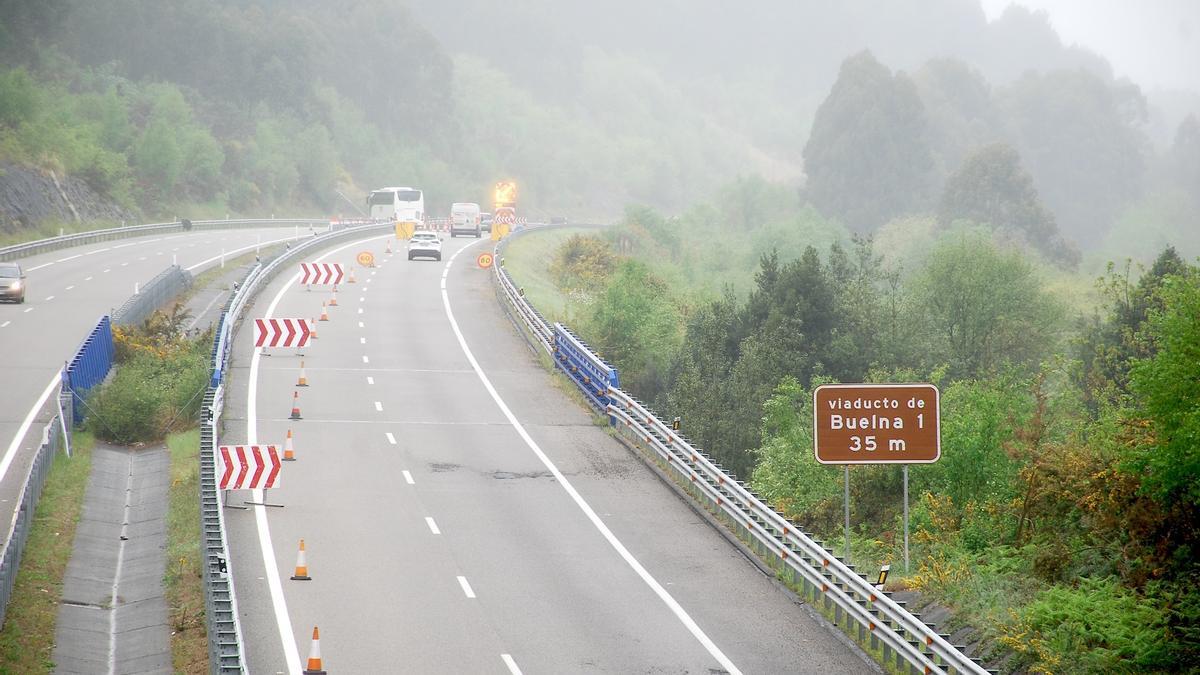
left=84, top=330, right=209, bottom=444
left=1001, top=577, right=1172, bottom=674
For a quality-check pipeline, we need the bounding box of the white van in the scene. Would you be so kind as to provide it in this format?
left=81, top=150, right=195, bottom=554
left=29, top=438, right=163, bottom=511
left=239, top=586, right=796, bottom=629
left=449, top=202, right=482, bottom=238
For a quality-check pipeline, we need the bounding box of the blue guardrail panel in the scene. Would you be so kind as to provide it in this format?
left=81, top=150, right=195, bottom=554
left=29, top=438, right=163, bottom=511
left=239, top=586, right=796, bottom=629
left=66, top=315, right=115, bottom=422
left=552, top=323, right=618, bottom=410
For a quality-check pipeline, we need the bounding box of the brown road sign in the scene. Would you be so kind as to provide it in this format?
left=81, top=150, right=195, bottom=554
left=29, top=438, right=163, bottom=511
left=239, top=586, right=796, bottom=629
left=813, top=383, right=940, bottom=464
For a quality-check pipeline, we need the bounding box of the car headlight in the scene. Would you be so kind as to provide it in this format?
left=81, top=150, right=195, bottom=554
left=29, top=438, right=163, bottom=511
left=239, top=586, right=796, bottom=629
left=9, top=280, right=20, bottom=290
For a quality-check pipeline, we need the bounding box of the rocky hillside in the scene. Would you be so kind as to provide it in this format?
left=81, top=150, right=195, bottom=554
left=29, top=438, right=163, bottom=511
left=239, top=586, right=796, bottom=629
left=0, top=162, right=137, bottom=237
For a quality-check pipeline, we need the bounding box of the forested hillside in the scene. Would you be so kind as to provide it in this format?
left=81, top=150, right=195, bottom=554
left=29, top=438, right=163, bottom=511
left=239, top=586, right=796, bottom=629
left=2, top=0, right=1197, bottom=258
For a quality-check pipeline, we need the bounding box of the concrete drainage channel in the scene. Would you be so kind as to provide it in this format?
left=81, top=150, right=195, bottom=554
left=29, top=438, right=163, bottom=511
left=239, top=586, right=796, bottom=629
left=53, top=445, right=171, bottom=674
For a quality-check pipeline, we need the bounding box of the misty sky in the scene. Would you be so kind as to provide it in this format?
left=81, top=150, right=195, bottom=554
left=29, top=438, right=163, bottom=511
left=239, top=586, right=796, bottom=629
left=980, top=0, right=1200, bottom=91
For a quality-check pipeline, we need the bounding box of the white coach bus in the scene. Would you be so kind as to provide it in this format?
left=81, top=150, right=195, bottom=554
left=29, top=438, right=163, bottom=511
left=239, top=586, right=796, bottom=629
left=367, top=187, right=424, bottom=223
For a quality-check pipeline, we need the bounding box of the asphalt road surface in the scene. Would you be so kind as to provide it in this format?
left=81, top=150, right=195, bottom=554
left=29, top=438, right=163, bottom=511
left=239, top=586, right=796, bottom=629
left=216, top=231, right=875, bottom=674
left=0, top=226, right=315, bottom=555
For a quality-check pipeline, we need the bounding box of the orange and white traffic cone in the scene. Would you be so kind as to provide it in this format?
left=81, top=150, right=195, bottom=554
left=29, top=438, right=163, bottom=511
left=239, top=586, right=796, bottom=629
left=319, top=302, right=329, bottom=322
left=283, top=429, right=297, bottom=461
left=329, top=285, right=339, bottom=307
left=348, top=267, right=356, bottom=283
left=297, top=361, right=309, bottom=387
left=302, top=626, right=326, bottom=674
left=290, top=391, right=303, bottom=420
left=309, top=318, right=319, bottom=339
left=291, top=539, right=312, bottom=581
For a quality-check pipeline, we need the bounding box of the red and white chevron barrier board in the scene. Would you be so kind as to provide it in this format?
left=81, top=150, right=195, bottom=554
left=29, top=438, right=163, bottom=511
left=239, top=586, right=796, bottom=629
left=494, top=208, right=516, bottom=225
left=218, top=445, right=281, bottom=490
left=299, top=262, right=344, bottom=285
left=254, top=318, right=312, bottom=348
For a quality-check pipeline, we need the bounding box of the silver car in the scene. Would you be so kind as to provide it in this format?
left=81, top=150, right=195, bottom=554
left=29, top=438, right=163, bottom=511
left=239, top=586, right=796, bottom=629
left=0, top=262, right=26, bottom=303
left=407, top=231, right=443, bottom=261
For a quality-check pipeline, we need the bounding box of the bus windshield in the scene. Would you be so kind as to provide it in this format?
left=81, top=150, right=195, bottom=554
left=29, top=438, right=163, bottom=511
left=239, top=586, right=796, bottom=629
left=395, top=190, right=422, bottom=201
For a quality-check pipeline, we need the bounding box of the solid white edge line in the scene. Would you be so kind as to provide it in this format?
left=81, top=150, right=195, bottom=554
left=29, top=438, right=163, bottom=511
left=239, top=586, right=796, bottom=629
left=0, top=373, right=61, bottom=485
left=425, top=517, right=440, bottom=535
left=247, top=233, right=392, bottom=675
left=501, top=654, right=524, bottom=675
left=185, top=233, right=302, bottom=272
left=457, top=575, right=475, bottom=598
left=439, top=239, right=743, bottom=675
left=402, top=470, right=414, bottom=484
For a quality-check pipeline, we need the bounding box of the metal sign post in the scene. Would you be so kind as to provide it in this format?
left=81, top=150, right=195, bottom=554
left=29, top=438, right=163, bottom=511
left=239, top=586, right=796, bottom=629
left=904, top=464, right=910, bottom=572
left=844, top=466, right=851, bottom=563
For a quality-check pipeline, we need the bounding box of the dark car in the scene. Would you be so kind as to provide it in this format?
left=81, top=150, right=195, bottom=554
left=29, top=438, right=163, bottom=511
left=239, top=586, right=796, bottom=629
left=481, top=212, right=493, bottom=232
left=0, top=262, right=25, bottom=303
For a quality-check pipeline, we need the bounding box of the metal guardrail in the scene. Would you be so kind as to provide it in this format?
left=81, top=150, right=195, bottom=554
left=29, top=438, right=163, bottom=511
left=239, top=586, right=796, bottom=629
left=64, top=315, right=115, bottom=423
left=491, top=228, right=991, bottom=675
left=112, top=265, right=193, bottom=327
left=199, top=221, right=392, bottom=672
left=0, top=217, right=334, bottom=262
left=0, top=392, right=69, bottom=628
left=200, top=384, right=244, bottom=673
left=495, top=263, right=554, bottom=352
left=552, top=322, right=619, bottom=409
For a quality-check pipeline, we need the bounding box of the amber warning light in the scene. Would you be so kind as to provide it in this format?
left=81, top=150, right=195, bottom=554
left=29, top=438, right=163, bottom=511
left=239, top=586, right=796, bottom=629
left=494, top=181, right=516, bottom=207
left=813, top=383, right=940, bottom=464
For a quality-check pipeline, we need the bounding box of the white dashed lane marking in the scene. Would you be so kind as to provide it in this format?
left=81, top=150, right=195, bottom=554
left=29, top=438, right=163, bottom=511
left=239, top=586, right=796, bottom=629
left=425, top=517, right=440, bottom=535
left=457, top=576, right=476, bottom=599
left=362, top=355, right=369, bottom=364
left=385, top=433, right=396, bottom=445
left=402, top=471, right=414, bottom=484
left=366, top=376, right=374, bottom=385
left=502, top=654, right=523, bottom=675
left=374, top=401, right=383, bottom=412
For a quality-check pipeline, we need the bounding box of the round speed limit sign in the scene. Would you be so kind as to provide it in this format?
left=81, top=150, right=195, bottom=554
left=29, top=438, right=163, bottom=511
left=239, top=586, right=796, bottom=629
left=476, top=252, right=494, bottom=269
left=357, top=251, right=375, bottom=267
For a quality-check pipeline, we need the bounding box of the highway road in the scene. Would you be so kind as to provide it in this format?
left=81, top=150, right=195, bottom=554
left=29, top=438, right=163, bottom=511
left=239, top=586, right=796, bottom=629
left=0, top=225, right=319, bottom=558
left=220, top=232, right=873, bottom=674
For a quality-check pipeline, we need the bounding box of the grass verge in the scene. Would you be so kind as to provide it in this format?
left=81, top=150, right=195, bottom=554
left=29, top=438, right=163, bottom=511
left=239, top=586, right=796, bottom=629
left=501, top=227, right=589, bottom=323
left=0, top=432, right=94, bottom=674
left=164, top=429, right=207, bottom=672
